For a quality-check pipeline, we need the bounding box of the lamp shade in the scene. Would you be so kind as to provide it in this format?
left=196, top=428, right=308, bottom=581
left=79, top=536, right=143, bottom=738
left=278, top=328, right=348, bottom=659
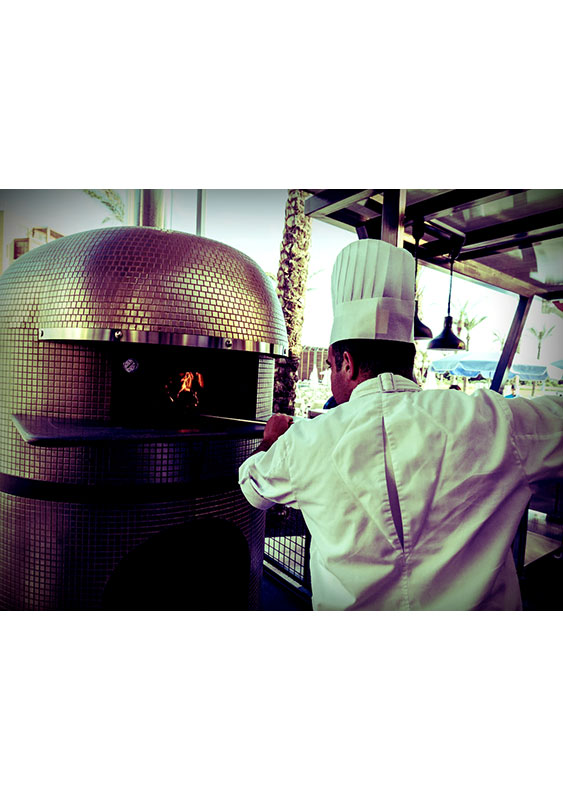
left=414, top=300, right=433, bottom=340
left=427, top=315, right=466, bottom=351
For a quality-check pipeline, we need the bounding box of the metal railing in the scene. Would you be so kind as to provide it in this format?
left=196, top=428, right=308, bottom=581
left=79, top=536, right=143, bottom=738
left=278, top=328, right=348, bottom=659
left=264, top=507, right=311, bottom=592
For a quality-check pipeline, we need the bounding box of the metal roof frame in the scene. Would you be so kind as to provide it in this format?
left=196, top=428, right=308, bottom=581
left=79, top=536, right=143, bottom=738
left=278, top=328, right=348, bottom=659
left=304, top=189, right=563, bottom=299
left=304, top=189, right=563, bottom=391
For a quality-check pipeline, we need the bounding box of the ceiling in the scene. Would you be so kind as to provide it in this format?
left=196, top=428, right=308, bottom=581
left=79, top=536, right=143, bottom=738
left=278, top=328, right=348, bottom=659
left=304, top=190, right=563, bottom=303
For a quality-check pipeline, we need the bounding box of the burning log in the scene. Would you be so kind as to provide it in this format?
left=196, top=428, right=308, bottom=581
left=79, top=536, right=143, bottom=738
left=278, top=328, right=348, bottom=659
left=165, top=371, right=205, bottom=413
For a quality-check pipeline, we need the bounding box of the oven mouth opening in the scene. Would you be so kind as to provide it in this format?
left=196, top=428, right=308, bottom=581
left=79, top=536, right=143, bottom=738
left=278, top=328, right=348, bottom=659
left=111, top=343, right=265, bottom=429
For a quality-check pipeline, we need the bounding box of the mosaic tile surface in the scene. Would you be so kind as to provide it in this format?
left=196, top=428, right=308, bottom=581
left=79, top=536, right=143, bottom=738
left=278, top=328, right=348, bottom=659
left=0, top=228, right=279, bottom=610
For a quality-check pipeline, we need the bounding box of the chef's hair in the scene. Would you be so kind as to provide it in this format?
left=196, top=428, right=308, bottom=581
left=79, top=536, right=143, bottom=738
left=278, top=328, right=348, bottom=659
left=331, top=339, right=416, bottom=381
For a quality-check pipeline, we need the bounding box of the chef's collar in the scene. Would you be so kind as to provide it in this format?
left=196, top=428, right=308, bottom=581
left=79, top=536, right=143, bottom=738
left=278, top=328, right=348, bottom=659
left=350, top=373, right=421, bottom=400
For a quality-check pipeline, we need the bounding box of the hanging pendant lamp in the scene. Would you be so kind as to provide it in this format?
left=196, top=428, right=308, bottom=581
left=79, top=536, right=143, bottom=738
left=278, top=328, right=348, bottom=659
left=412, top=218, right=433, bottom=340
left=428, top=234, right=466, bottom=351
left=414, top=300, right=434, bottom=340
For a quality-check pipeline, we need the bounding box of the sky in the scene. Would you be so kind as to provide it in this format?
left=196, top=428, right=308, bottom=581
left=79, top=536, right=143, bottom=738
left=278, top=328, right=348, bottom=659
left=1, top=188, right=561, bottom=367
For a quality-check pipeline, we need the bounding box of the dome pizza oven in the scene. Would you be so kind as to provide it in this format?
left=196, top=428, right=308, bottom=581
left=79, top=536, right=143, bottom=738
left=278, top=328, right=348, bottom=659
left=0, top=226, right=288, bottom=610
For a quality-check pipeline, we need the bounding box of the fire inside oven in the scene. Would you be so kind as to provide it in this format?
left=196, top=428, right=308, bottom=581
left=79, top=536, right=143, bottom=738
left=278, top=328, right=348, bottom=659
left=164, top=369, right=205, bottom=414
left=111, top=344, right=262, bottom=428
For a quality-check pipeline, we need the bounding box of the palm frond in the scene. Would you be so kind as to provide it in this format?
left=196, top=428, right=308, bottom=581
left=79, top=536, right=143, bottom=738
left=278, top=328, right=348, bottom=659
left=83, top=190, right=126, bottom=224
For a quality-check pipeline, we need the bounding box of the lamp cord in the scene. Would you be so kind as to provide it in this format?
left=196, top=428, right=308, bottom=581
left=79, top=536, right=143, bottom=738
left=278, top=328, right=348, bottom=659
left=446, top=234, right=465, bottom=317
left=447, top=255, right=454, bottom=317
left=413, top=218, right=424, bottom=294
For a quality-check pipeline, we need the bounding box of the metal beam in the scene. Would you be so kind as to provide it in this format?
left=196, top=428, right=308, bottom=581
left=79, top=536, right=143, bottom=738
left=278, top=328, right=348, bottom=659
left=404, top=226, right=544, bottom=296
left=404, top=190, right=525, bottom=223
left=362, top=196, right=384, bottom=215
left=407, top=201, right=562, bottom=261
left=371, top=226, right=547, bottom=295
left=458, top=228, right=563, bottom=261
left=325, top=207, right=373, bottom=230
left=463, top=208, right=563, bottom=247
left=418, top=214, right=563, bottom=262
left=357, top=218, right=382, bottom=240
left=418, top=238, right=451, bottom=259
left=490, top=295, right=533, bottom=393
left=418, top=221, right=465, bottom=258
left=418, top=254, right=541, bottom=297
left=381, top=190, right=406, bottom=247
left=452, top=259, right=541, bottom=296
left=305, top=190, right=377, bottom=217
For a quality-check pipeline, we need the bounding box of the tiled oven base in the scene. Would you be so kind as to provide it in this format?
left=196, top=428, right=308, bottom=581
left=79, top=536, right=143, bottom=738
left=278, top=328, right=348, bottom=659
left=0, top=226, right=282, bottom=612
left=0, top=489, right=265, bottom=610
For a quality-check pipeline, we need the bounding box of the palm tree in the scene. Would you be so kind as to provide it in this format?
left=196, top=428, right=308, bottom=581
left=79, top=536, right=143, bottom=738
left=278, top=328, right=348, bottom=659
left=455, top=301, right=487, bottom=351
left=414, top=341, right=431, bottom=386
left=529, top=324, right=555, bottom=360
left=492, top=328, right=523, bottom=355
left=452, top=301, right=487, bottom=391
left=83, top=190, right=126, bottom=224
left=273, top=190, right=312, bottom=415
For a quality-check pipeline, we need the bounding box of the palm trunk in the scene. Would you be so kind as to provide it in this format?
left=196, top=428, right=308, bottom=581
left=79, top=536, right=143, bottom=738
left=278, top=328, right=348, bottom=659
left=462, top=331, right=470, bottom=392
left=273, top=190, right=312, bottom=415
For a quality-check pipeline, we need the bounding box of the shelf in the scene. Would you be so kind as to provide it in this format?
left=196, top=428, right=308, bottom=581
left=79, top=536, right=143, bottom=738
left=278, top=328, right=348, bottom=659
left=12, top=413, right=265, bottom=447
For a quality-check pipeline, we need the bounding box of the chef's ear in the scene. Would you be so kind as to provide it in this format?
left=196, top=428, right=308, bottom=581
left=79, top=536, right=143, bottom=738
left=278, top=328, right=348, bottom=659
left=342, top=350, right=358, bottom=380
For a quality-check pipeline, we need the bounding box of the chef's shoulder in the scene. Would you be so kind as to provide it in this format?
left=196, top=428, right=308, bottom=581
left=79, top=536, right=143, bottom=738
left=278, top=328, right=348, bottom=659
left=499, top=392, right=563, bottom=433
left=450, top=387, right=563, bottom=469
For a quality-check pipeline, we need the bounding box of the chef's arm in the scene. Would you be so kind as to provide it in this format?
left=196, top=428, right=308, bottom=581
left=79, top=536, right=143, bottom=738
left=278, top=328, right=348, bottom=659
left=239, top=414, right=298, bottom=510
left=253, top=413, right=294, bottom=454
left=508, top=396, right=563, bottom=483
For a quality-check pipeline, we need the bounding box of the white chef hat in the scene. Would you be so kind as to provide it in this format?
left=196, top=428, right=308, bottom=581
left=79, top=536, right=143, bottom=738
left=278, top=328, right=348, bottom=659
left=329, top=239, right=415, bottom=345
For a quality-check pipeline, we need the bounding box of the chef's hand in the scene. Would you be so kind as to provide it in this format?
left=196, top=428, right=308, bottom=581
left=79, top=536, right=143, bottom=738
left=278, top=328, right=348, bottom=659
left=255, top=413, right=293, bottom=453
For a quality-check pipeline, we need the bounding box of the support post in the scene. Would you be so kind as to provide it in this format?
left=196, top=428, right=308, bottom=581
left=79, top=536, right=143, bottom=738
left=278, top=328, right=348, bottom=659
left=135, top=190, right=166, bottom=228
left=380, top=189, right=406, bottom=247
left=490, top=295, right=533, bottom=394
left=196, top=190, right=207, bottom=236
left=511, top=506, right=529, bottom=579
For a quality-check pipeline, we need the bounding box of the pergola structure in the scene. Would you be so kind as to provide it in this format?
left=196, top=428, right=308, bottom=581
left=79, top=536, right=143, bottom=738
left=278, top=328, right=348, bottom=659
left=303, top=190, right=563, bottom=391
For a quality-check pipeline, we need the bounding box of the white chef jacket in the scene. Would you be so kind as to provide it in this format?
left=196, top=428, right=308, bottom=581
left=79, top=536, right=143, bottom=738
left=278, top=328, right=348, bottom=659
left=239, top=375, right=563, bottom=610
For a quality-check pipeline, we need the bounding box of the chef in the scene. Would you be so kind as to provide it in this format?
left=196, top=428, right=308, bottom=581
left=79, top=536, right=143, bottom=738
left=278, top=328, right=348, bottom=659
left=239, top=240, right=563, bottom=610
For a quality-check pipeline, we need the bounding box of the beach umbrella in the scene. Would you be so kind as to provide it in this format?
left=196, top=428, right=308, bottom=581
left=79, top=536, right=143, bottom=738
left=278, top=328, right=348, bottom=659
left=430, top=351, right=502, bottom=379
left=430, top=351, right=550, bottom=382
left=548, top=359, right=563, bottom=380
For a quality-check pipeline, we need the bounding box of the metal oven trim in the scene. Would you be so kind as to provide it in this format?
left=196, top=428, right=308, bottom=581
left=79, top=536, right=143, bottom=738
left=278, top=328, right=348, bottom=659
left=38, top=327, right=288, bottom=356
